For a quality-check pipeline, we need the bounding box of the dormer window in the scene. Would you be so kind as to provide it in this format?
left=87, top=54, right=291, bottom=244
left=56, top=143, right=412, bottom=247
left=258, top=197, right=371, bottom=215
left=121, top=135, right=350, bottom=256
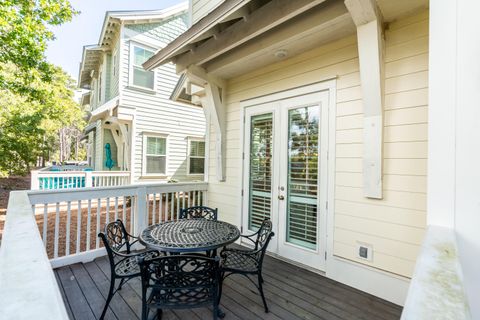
left=131, top=44, right=155, bottom=90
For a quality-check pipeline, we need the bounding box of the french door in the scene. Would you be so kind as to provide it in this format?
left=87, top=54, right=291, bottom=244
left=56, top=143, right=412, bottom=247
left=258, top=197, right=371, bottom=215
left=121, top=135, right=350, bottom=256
left=242, top=91, right=329, bottom=271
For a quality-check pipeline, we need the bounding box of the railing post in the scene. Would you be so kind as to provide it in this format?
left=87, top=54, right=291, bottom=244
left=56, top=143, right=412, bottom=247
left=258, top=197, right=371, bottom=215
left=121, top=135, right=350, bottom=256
left=134, top=186, right=148, bottom=237
left=85, top=171, right=93, bottom=188
left=31, top=171, right=40, bottom=190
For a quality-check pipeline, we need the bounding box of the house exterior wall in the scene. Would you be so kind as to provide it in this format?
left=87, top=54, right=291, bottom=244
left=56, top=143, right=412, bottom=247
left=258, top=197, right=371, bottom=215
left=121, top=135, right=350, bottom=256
left=190, top=0, right=224, bottom=24
left=102, top=128, right=119, bottom=171
left=94, top=120, right=103, bottom=171
left=118, top=14, right=207, bottom=182
left=206, top=10, right=428, bottom=280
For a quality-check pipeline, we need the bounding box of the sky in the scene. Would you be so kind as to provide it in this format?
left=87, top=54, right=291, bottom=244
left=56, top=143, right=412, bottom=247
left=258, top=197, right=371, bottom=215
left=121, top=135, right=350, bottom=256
left=46, top=0, right=185, bottom=82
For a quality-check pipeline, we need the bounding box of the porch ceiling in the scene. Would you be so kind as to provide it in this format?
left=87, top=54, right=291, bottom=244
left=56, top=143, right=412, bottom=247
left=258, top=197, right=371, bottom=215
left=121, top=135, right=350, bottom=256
left=144, top=0, right=429, bottom=80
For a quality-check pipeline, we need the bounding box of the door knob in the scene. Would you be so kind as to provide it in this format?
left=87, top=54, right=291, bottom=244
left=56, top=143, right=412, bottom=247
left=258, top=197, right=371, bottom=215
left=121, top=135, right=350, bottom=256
left=278, top=195, right=285, bottom=200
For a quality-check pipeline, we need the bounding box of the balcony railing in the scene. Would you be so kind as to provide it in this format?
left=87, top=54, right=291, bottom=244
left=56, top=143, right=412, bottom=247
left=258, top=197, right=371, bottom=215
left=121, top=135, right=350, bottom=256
left=0, top=182, right=208, bottom=319
left=31, top=170, right=131, bottom=190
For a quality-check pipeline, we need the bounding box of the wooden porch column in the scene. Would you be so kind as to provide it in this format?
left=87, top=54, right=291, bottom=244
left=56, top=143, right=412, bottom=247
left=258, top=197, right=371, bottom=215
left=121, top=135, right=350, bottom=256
left=345, top=0, right=384, bottom=199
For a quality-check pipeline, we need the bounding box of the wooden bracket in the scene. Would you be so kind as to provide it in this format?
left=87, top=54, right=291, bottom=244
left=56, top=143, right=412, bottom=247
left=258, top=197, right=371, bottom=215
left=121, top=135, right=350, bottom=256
left=345, top=0, right=384, bottom=199
left=184, top=66, right=226, bottom=182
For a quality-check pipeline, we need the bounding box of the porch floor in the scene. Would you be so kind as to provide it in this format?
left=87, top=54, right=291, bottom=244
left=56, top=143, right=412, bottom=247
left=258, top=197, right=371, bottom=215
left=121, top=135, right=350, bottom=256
left=55, top=253, right=402, bottom=320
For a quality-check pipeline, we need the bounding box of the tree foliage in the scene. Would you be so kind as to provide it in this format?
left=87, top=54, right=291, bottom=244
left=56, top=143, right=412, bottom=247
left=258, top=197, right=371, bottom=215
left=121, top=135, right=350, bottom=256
left=0, top=64, right=85, bottom=176
left=0, top=0, right=82, bottom=176
left=0, top=0, right=77, bottom=98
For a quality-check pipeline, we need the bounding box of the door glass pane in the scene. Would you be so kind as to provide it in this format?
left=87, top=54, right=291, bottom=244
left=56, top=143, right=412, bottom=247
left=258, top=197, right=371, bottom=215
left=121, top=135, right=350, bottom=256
left=248, top=113, right=273, bottom=230
left=286, top=106, right=319, bottom=249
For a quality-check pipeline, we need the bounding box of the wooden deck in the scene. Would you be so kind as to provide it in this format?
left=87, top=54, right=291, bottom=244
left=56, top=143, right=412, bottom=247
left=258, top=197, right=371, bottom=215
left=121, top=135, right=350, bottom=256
left=55, top=253, right=402, bottom=320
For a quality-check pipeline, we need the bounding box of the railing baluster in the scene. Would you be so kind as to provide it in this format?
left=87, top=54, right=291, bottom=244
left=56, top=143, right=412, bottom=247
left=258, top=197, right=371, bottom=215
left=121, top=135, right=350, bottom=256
left=66, top=201, right=71, bottom=256
left=170, top=193, right=175, bottom=220
left=114, top=197, right=119, bottom=221
left=43, top=204, right=48, bottom=247
left=122, top=196, right=126, bottom=223
left=152, top=193, right=156, bottom=225
left=86, top=199, right=92, bottom=251
left=106, top=197, right=110, bottom=226
left=76, top=200, right=81, bottom=254
left=54, top=203, right=60, bottom=259
left=159, top=193, right=164, bottom=222
left=130, top=196, right=134, bottom=234
left=96, top=198, right=101, bottom=249
left=176, top=193, right=180, bottom=220
left=182, top=191, right=186, bottom=212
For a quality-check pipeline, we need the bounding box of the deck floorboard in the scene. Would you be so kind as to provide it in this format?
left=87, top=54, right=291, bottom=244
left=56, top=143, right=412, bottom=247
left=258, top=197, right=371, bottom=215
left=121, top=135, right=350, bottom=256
left=55, top=253, right=402, bottom=320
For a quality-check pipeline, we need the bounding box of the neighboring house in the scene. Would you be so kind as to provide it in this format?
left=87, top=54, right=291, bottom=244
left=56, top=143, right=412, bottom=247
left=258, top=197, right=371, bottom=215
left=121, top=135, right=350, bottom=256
left=78, top=3, right=206, bottom=183
left=142, top=0, right=474, bottom=317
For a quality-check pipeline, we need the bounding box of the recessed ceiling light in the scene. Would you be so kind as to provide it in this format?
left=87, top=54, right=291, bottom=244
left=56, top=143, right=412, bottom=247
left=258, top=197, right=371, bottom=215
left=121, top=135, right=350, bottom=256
left=274, top=49, right=288, bottom=58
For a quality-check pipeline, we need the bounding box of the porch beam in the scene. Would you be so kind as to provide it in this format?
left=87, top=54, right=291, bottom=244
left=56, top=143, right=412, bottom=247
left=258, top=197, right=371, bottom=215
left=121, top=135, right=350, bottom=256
left=176, top=0, right=328, bottom=69
left=345, top=0, right=384, bottom=199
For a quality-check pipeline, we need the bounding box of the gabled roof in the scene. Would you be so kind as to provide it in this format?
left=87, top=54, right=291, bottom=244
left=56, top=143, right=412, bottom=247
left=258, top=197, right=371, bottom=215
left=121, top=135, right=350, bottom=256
left=77, top=2, right=188, bottom=89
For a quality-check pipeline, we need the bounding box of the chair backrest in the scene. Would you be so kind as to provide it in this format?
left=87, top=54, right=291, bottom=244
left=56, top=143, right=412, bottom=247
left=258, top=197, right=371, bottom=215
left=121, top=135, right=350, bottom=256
left=180, top=206, right=218, bottom=221
left=255, top=219, right=274, bottom=249
left=98, top=219, right=132, bottom=257
left=254, top=219, right=275, bottom=267
left=139, top=255, right=220, bottom=308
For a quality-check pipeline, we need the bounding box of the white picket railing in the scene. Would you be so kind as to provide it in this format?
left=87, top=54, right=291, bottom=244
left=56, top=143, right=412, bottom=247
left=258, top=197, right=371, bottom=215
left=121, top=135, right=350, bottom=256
left=0, top=182, right=208, bottom=319
left=27, top=182, right=208, bottom=268
left=30, top=170, right=131, bottom=190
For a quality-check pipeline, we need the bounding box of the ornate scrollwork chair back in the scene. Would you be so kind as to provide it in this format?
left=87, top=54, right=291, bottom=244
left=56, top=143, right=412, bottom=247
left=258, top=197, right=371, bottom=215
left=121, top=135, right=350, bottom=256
left=139, top=255, right=221, bottom=320
left=180, top=206, right=218, bottom=221
left=219, top=218, right=275, bottom=313
left=98, top=219, right=159, bottom=320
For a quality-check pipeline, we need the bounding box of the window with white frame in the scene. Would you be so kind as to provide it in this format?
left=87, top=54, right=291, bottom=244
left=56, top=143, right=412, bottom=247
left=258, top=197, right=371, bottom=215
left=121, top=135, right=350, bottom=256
left=143, top=135, right=167, bottom=175
left=132, top=45, right=155, bottom=89
left=188, top=139, right=205, bottom=175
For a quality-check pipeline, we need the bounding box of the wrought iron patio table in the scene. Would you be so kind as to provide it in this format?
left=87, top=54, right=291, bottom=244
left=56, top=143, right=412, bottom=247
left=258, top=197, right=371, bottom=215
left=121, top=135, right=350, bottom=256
left=139, top=219, right=240, bottom=318
left=139, top=219, right=240, bottom=254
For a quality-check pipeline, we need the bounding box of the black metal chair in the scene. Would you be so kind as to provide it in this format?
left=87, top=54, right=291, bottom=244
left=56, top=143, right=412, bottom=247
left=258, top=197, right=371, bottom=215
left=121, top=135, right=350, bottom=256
left=98, top=220, right=160, bottom=320
left=219, top=219, right=274, bottom=313
left=180, top=206, right=218, bottom=221
left=138, top=254, right=221, bottom=320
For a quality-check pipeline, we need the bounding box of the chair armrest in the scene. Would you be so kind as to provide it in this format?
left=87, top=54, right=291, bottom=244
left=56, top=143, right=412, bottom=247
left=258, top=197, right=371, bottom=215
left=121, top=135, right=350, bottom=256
left=239, top=234, right=257, bottom=246
left=114, top=248, right=159, bottom=259
left=221, top=247, right=261, bottom=259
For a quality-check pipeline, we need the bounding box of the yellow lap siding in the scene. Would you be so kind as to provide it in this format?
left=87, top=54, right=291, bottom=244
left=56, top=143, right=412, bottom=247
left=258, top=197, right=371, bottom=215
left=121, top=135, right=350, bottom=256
left=206, top=10, right=429, bottom=278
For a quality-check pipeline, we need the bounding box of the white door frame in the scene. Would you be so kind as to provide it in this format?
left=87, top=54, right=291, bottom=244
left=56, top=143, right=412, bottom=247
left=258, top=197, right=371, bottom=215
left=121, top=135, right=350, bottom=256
left=239, top=79, right=337, bottom=271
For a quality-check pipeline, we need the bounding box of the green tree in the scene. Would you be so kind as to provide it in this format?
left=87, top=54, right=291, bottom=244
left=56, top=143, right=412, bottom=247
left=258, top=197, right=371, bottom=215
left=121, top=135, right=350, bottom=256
left=0, top=64, right=84, bottom=176
left=0, top=0, right=77, bottom=98
left=0, top=0, right=81, bottom=176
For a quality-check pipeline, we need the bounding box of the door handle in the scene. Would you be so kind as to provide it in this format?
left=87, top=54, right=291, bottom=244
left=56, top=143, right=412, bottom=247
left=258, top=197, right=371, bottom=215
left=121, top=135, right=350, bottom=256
left=278, top=195, right=285, bottom=200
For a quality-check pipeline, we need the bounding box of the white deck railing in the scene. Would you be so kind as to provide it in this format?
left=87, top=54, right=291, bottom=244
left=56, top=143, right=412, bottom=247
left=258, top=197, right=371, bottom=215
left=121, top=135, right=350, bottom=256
left=401, top=226, right=471, bottom=319
left=31, top=170, right=131, bottom=190
left=0, top=182, right=208, bottom=319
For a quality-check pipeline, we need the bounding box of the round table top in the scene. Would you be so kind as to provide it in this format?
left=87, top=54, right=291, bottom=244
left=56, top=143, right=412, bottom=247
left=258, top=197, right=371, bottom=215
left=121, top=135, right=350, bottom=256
left=139, top=219, right=240, bottom=253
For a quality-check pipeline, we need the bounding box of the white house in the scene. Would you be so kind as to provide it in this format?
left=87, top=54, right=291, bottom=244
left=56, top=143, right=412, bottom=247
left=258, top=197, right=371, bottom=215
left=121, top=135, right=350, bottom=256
left=143, top=0, right=477, bottom=317
left=2, top=0, right=480, bottom=319
left=78, top=3, right=207, bottom=183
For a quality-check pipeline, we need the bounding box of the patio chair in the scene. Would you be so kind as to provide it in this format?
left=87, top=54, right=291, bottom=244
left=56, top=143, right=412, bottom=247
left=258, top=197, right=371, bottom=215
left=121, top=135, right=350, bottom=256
left=138, top=254, right=221, bottom=320
left=98, top=219, right=160, bottom=320
left=180, top=206, right=218, bottom=221
left=219, top=219, right=275, bottom=313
